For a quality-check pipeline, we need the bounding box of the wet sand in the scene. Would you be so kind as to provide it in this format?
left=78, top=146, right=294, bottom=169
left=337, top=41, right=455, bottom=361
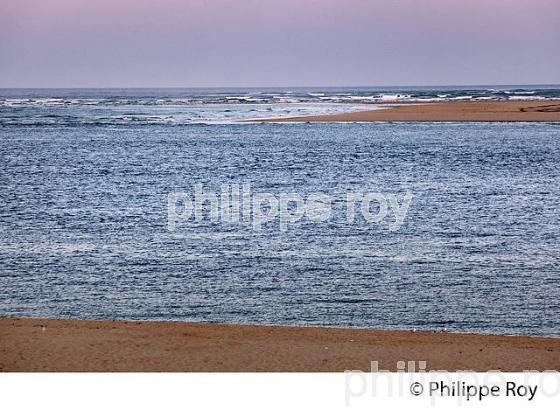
left=1, top=318, right=559, bottom=372
left=260, top=100, right=560, bottom=122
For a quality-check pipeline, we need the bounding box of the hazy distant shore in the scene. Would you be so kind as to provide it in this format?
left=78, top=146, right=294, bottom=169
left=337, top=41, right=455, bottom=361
left=2, top=317, right=559, bottom=372
left=257, top=100, right=560, bottom=123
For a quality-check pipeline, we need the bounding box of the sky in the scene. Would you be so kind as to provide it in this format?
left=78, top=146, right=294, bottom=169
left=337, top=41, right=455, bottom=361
left=1, top=0, right=559, bottom=87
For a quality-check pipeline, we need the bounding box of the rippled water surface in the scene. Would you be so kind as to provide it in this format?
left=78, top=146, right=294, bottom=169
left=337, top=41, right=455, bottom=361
left=1, top=110, right=560, bottom=336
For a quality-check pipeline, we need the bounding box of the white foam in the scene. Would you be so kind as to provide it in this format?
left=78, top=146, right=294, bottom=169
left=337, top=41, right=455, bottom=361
left=377, top=94, right=413, bottom=101
left=508, top=95, right=545, bottom=100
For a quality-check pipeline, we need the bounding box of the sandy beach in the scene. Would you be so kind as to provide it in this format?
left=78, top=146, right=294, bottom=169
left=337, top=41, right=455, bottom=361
left=261, top=100, right=560, bottom=122
left=1, top=318, right=558, bottom=372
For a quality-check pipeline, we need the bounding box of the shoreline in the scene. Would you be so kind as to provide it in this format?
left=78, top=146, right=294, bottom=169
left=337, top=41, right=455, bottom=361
left=2, top=317, right=559, bottom=372
left=254, top=100, right=560, bottom=123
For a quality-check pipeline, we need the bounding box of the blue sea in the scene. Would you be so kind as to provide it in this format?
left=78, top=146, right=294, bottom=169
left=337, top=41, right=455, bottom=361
left=1, top=86, right=559, bottom=336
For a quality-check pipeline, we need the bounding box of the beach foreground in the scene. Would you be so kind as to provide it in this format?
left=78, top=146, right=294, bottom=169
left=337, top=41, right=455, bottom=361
left=1, top=318, right=558, bottom=372
left=262, top=100, right=560, bottom=122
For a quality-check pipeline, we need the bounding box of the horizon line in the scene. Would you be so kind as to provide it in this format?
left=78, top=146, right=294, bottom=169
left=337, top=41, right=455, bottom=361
left=1, top=83, right=560, bottom=90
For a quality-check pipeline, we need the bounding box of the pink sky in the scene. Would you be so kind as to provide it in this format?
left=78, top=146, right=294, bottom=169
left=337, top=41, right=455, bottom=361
left=1, top=0, right=559, bottom=87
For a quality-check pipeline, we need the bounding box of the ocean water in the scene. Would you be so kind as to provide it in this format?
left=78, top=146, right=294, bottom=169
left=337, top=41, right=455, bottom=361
left=1, top=85, right=560, bottom=125
left=1, top=88, right=559, bottom=336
